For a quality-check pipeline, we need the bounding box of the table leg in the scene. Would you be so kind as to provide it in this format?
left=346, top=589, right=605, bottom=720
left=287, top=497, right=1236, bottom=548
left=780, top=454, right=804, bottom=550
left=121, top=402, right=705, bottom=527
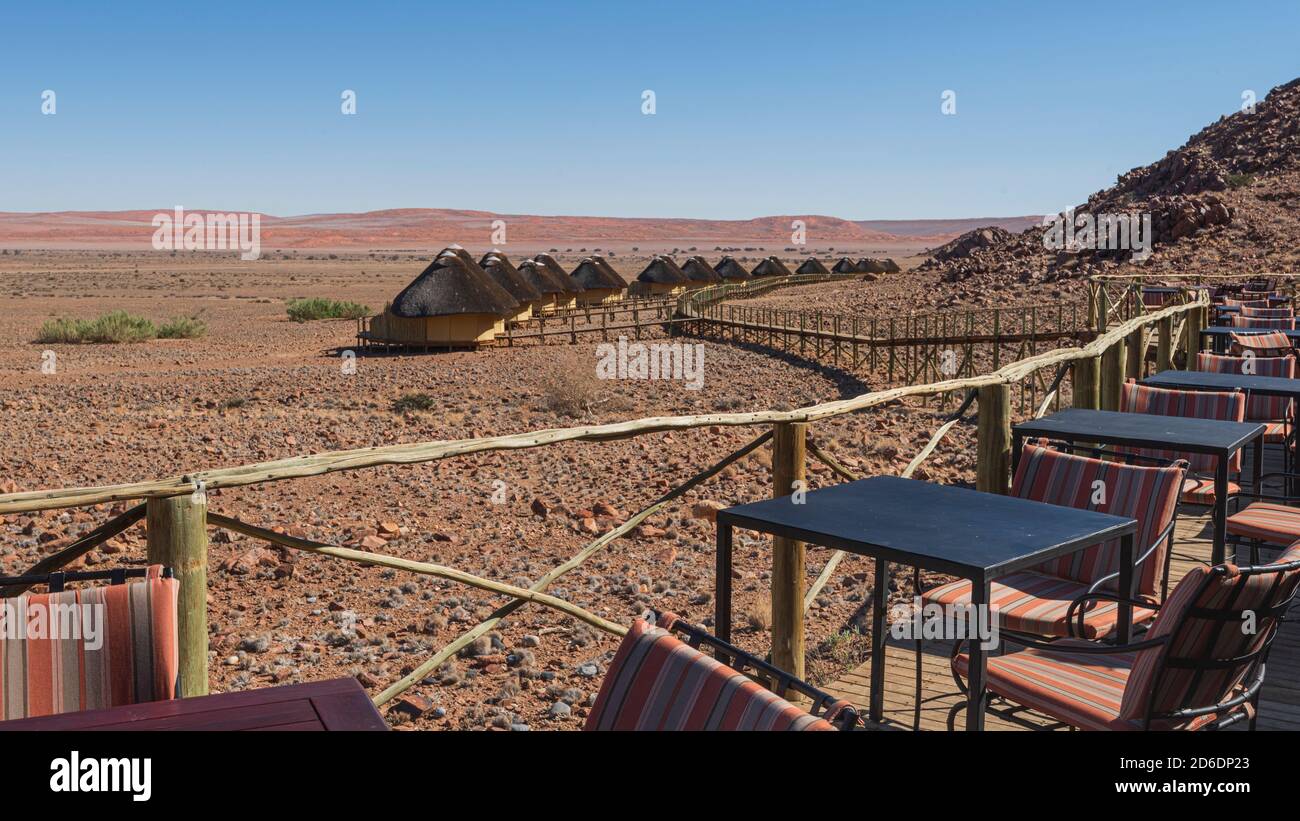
left=1011, top=432, right=1023, bottom=475
left=715, top=523, right=732, bottom=645
left=870, top=558, right=889, bottom=724
left=1117, top=532, right=1134, bottom=644
left=965, top=579, right=988, bottom=731
left=1213, top=456, right=1229, bottom=565
left=1253, top=434, right=1263, bottom=499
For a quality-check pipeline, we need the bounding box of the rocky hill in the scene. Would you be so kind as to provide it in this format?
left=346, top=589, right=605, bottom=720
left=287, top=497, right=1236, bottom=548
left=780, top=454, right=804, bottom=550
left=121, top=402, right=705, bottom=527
left=921, top=77, right=1300, bottom=305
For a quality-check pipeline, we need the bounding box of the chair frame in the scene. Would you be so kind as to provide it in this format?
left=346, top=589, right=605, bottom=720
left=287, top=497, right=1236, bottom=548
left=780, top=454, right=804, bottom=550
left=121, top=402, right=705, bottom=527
left=0, top=566, right=171, bottom=593
left=947, top=554, right=1300, bottom=731
left=651, top=610, right=860, bottom=730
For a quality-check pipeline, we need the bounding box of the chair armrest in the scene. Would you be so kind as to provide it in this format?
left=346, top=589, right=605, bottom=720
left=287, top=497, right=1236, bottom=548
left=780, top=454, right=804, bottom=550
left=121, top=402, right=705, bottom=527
left=1066, top=591, right=1162, bottom=639
left=998, top=631, right=1169, bottom=655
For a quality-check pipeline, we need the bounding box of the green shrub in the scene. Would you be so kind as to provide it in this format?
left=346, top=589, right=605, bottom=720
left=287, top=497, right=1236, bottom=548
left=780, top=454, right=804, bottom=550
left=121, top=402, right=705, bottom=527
left=158, top=315, right=208, bottom=339
left=392, top=393, right=436, bottom=413
left=286, top=298, right=371, bottom=322
left=82, top=311, right=156, bottom=343
left=1226, top=173, right=1255, bottom=189
left=35, top=317, right=86, bottom=344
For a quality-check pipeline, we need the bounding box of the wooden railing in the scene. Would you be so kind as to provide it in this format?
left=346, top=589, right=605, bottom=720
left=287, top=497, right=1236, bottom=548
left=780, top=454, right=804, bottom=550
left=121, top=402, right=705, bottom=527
left=0, top=282, right=1209, bottom=713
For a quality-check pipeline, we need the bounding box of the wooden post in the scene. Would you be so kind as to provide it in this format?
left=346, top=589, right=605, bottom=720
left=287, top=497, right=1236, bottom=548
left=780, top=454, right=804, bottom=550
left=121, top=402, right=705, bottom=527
left=1100, top=338, right=1125, bottom=411
left=770, top=422, right=806, bottom=688
left=1156, top=316, right=1173, bottom=372
left=1073, top=355, right=1101, bottom=410
left=1125, top=327, right=1144, bottom=379
left=147, top=493, right=209, bottom=697
left=976, top=384, right=1011, bottom=494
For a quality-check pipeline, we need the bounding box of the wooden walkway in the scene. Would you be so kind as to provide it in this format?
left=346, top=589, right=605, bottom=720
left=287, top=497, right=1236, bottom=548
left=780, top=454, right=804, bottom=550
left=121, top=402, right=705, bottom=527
left=825, top=447, right=1300, bottom=731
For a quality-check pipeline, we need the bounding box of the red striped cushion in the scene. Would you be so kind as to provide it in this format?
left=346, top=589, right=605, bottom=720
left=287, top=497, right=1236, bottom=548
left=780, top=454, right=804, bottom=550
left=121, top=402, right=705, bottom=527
left=1180, top=477, right=1241, bottom=505
left=1119, top=381, right=1245, bottom=473
left=1232, top=315, right=1295, bottom=330
left=1230, top=331, right=1294, bottom=356
left=1195, top=352, right=1294, bottom=422
left=1240, top=306, right=1293, bottom=318
left=1227, top=502, right=1300, bottom=545
left=584, top=617, right=835, bottom=731
left=1013, top=443, right=1184, bottom=595
left=1120, top=542, right=1300, bottom=721
left=0, top=565, right=179, bottom=720
left=1224, top=298, right=1270, bottom=309
left=924, top=572, right=1156, bottom=639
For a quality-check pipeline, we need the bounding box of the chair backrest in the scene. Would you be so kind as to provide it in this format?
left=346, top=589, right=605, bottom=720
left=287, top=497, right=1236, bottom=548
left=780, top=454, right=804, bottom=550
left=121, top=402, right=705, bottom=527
left=1240, top=306, right=1293, bottom=319
left=1232, top=315, right=1295, bottom=330
left=0, top=564, right=179, bottom=720
left=1119, top=543, right=1300, bottom=727
left=1224, top=298, right=1270, bottom=309
left=1230, top=330, right=1294, bottom=357
left=1195, top=352, right=1295, bottom=421
left=1014, top=442, right=1184, bottom=596
left=584, top=614, right=851, bottom=731
left=1118, top=381, right=1246, bottom=473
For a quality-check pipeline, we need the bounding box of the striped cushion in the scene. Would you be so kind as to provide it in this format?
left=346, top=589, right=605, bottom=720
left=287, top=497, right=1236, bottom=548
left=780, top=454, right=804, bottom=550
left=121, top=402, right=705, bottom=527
left=0, top=565, right=179, bottom=720
left=1263, top=421, right=1291, bottom=443
left=1240, top=306, right=1293, bottom=319
left=1224, top=298, right=1270, bottom=309
left=584, top=617, right=836, bottom=731
left=1195, top=352, right=1294, bottom=422
left=924, top=572, right=1156, bottom=639
left=1232, top=315, right=1295, bottom=330
left=1180, top=477, right=1241, bottom=505
left=1119, top=381, right=1245, bottom=473
left=1120, top=542, right=1300, bottom=721
left=1230, top=331, right=1294, bottom=356
left=1013, top=443, right=1183, bottom=595
left=952, top=640, right=1215, bottom=730
left=1227, top=502, right=1300, bottom=546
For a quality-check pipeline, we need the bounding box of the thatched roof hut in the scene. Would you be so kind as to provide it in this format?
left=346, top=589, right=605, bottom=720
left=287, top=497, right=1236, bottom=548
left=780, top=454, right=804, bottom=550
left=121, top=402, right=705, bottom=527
left=857, top=258, right=887, bottom=274
left=795, top=258, right=830, bottom=275
left=636, top=255, right=689, bottom=295
left=533, top=253, right=585, bottom=295
left=369, top=253, right=519, bottom=347
left=480, top=251, right=542, bottom=321
left=571, top=256, right=627, bottom=304
left=751, top=256, right=794, bottom=278
left=681, top=255, right=722, bottom=285
left=831, top=257, right=858, bottom=274
left=714, top=256, right=751, bottom=282
left=516, top=259, right=574, bottom=312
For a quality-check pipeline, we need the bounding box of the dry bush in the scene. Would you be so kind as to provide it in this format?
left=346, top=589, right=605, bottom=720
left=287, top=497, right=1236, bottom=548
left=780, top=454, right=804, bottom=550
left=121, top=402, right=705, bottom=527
left=539, top=355, right=603, bottom=418
left=743, top=600, right=771, bottom=632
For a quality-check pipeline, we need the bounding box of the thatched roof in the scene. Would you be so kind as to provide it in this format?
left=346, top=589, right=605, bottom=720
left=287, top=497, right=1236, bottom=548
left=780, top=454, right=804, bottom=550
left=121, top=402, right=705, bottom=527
left=681, top=256, right=722, bottom=283
left=751, top=256, right=794, bottom=277
left=570, top=257, right=626, bottom=290
left=831, top=257, right=858, bottom=273
left=795, top=258, right=830, bottom=275
left=591, top=255, right=630, bottom=287
left=533, top=253, right=585, bottom=293
left=479, top=251, right=542, bottom=304
left=637, top=255, right=689, bottom=285
left=390, top=253, right=519, bottom=318
left=714, top=256, right=751, bottom=280
left=516, top=259, right=570, bottom=295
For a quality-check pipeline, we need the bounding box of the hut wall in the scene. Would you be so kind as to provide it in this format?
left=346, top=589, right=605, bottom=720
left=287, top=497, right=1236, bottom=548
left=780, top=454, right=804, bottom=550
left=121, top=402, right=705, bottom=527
left=370, top=311, right=499, bottom=345
left=577, top=288, right=623, bottom=306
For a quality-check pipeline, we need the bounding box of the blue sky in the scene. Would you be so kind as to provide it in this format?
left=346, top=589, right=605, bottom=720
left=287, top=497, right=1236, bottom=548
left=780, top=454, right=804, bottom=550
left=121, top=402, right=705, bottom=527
left=1, top=1, right=1296, bottom=220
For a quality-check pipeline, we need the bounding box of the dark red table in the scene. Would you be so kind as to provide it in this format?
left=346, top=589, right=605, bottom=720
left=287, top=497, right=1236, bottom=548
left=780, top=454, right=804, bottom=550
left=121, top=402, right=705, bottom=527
left=0, top=678, right=388, bottom=731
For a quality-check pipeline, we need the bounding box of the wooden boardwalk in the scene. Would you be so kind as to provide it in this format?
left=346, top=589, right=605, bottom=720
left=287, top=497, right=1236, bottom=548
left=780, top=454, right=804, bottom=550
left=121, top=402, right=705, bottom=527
left=825, top=447, right=1300, bottom=731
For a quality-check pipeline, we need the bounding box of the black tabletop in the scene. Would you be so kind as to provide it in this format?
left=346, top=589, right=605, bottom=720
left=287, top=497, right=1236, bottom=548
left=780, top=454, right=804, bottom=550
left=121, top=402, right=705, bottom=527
left=1143, top=370, right=1300, bottom=399
left=716, top=476, right=1135, bottom=581
left=1015, top=408, right=1264, bottom=455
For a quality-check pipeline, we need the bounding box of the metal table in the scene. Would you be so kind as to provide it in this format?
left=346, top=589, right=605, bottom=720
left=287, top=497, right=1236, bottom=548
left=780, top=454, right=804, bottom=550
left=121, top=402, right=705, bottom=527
left=1201, top=326, right=1300, bottom=354
left=1014, top=408, right=1265, bottom=563
left=0, top=677, right=388, bottom=731
left=714, top=476, right=1136, bottom=731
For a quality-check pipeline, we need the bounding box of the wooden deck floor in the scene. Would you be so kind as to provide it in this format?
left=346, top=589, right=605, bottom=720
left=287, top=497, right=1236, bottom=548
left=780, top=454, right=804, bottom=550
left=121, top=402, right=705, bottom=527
left=825, top=446, right=1300, bottom=731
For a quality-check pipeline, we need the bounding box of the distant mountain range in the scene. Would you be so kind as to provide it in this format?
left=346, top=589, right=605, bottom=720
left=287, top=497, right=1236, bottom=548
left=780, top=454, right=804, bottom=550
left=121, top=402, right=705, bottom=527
left=0, top=208, right=1044, bottom=251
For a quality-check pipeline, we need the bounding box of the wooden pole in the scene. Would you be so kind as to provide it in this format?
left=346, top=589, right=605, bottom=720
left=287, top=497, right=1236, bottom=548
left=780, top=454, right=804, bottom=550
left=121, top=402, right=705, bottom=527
left=976, top=384, right=1011, bottom=494
left=1125, top=327, right=1144, bottom=380
left=770, top=421, right=806, bottom=688
left=1156, top=316, right=1173, bottom=373
left=147, top=494, right=208, bottom=697
left=1100, top=338, right=1125, bottom=411
left=1073, top=355, right=1101, bottom=409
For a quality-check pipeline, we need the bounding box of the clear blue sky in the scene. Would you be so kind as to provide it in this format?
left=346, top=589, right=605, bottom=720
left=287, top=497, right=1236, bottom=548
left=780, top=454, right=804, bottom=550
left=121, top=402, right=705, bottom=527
left=1, top=0, right=1296, bottom=220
